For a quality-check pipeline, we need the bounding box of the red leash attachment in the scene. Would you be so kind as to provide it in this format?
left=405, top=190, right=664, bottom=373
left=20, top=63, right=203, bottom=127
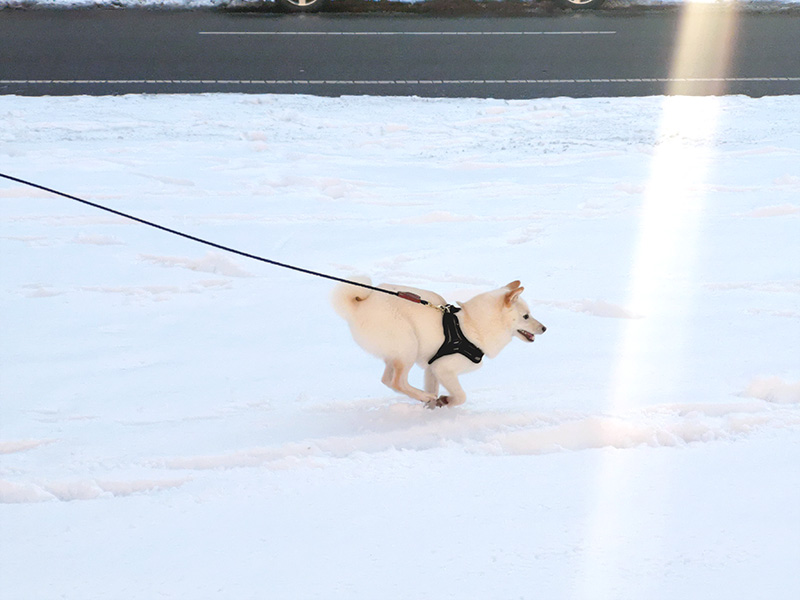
left=396, top=291, right=446, bottom=312
left=397, top=291, right=424, bottom=303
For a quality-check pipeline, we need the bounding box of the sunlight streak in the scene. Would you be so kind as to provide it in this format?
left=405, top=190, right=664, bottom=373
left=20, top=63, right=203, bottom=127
left=608, top=3, right=741, bottom=414
left=670, top=3, right=740, bottom=96
left=577, top=5, right=741, bottom=599
left=610, top=96, right=717, bottom=414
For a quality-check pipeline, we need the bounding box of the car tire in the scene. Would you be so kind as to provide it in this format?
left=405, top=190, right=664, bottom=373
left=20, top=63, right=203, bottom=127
left=554, top=0, right=606, bottom=9
left=276, top=0, right=328, bottom=12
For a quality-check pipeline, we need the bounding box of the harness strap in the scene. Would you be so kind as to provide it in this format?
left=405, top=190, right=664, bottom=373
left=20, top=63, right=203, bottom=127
left=428, top=305, right=484, bottom=365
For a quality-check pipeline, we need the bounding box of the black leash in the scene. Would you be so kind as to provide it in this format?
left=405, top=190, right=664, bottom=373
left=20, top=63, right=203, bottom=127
left=0, top=171, right=442, bottom=310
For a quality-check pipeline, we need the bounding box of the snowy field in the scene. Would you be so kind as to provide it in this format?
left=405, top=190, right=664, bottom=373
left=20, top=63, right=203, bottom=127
left=1, top=93, right=799, bottom=598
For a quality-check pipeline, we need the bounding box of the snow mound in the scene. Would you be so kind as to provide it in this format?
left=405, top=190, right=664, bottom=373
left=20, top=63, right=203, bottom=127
left=743, top=376, right=800, bottom=405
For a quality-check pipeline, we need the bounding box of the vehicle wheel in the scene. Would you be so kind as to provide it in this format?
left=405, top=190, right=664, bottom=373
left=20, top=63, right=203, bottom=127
left=276, top=0, right=327, bottom=12
left=554, top=0, right=606, bottom=9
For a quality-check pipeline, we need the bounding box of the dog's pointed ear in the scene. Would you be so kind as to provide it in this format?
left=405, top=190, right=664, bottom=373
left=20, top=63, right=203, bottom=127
left=506, top=280, right=521, bottom=290
left=504, top=286, right=524, bottom=307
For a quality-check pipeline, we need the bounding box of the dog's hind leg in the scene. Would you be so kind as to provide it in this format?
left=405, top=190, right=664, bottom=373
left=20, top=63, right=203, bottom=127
left=384, top=359, right=436, bottom=405
left=381, top=361, right=396, bottom=391
left=424, top=367, right=440, bottom=397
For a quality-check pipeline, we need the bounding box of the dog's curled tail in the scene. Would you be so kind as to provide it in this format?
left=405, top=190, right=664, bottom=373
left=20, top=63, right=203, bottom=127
left=331, top=276, right=374, bottom=322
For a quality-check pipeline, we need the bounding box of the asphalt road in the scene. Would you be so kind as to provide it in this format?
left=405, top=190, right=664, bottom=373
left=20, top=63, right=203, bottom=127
left=1, top=8, right=799, bottom=98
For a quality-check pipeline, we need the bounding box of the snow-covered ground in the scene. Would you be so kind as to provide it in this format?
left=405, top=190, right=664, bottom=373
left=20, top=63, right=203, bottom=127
left=2, top=93, right=799, bottom=598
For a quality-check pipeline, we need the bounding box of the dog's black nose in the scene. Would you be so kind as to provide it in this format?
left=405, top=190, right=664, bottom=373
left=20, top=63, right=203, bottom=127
left=541, top=326, right=547, bottom=333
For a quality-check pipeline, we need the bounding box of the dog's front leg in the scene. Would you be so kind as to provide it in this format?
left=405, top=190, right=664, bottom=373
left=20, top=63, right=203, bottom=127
left=428, top=364, right=467, bottom=408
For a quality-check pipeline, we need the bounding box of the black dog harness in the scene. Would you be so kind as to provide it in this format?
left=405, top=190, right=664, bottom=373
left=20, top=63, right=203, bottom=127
left=428, top=305, right=484, bottom=365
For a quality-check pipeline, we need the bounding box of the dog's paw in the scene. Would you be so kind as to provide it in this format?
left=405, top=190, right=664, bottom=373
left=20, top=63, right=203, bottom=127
left=425, top=396, right=450, bottom=409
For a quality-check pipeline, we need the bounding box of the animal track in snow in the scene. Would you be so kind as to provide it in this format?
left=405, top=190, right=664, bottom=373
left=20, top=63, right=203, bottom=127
left=160, top=396, right=800, bottom=472
left=139, top=251, right=252, bottom=277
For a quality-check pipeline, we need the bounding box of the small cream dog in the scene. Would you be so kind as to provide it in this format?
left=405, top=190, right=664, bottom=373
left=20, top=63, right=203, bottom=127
left=332, top=279, right=545, bottom=408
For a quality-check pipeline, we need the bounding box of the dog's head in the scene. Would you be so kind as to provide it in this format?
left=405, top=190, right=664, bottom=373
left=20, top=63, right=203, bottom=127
left=503, top=281, right=546, bottom=343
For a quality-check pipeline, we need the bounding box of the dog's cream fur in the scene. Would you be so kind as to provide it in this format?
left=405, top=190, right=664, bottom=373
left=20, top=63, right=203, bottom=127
left=332, top=279, right=545, bottom=408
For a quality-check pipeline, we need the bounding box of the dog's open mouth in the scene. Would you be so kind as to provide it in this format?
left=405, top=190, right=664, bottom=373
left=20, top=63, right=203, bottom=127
left=518, top=329, right=535, bottom=342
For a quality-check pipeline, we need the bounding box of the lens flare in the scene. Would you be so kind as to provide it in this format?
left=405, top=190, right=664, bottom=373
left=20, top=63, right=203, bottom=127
left=576, top=6, right=741, bottom=599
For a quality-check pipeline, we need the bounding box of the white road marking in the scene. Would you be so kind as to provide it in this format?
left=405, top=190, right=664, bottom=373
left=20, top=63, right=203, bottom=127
left=2, top=77, right=799, bottom=86
left=198, top=30, right=617, bottom=36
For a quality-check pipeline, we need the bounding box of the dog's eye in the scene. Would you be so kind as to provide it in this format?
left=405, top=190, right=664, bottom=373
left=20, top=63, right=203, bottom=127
left=523, top=314, right=529, bottom=320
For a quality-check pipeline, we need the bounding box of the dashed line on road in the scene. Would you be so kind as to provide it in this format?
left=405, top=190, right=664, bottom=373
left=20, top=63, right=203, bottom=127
left=197, top=30, right=618, bottom=36
left=3, top=77, right=799, bottom=87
